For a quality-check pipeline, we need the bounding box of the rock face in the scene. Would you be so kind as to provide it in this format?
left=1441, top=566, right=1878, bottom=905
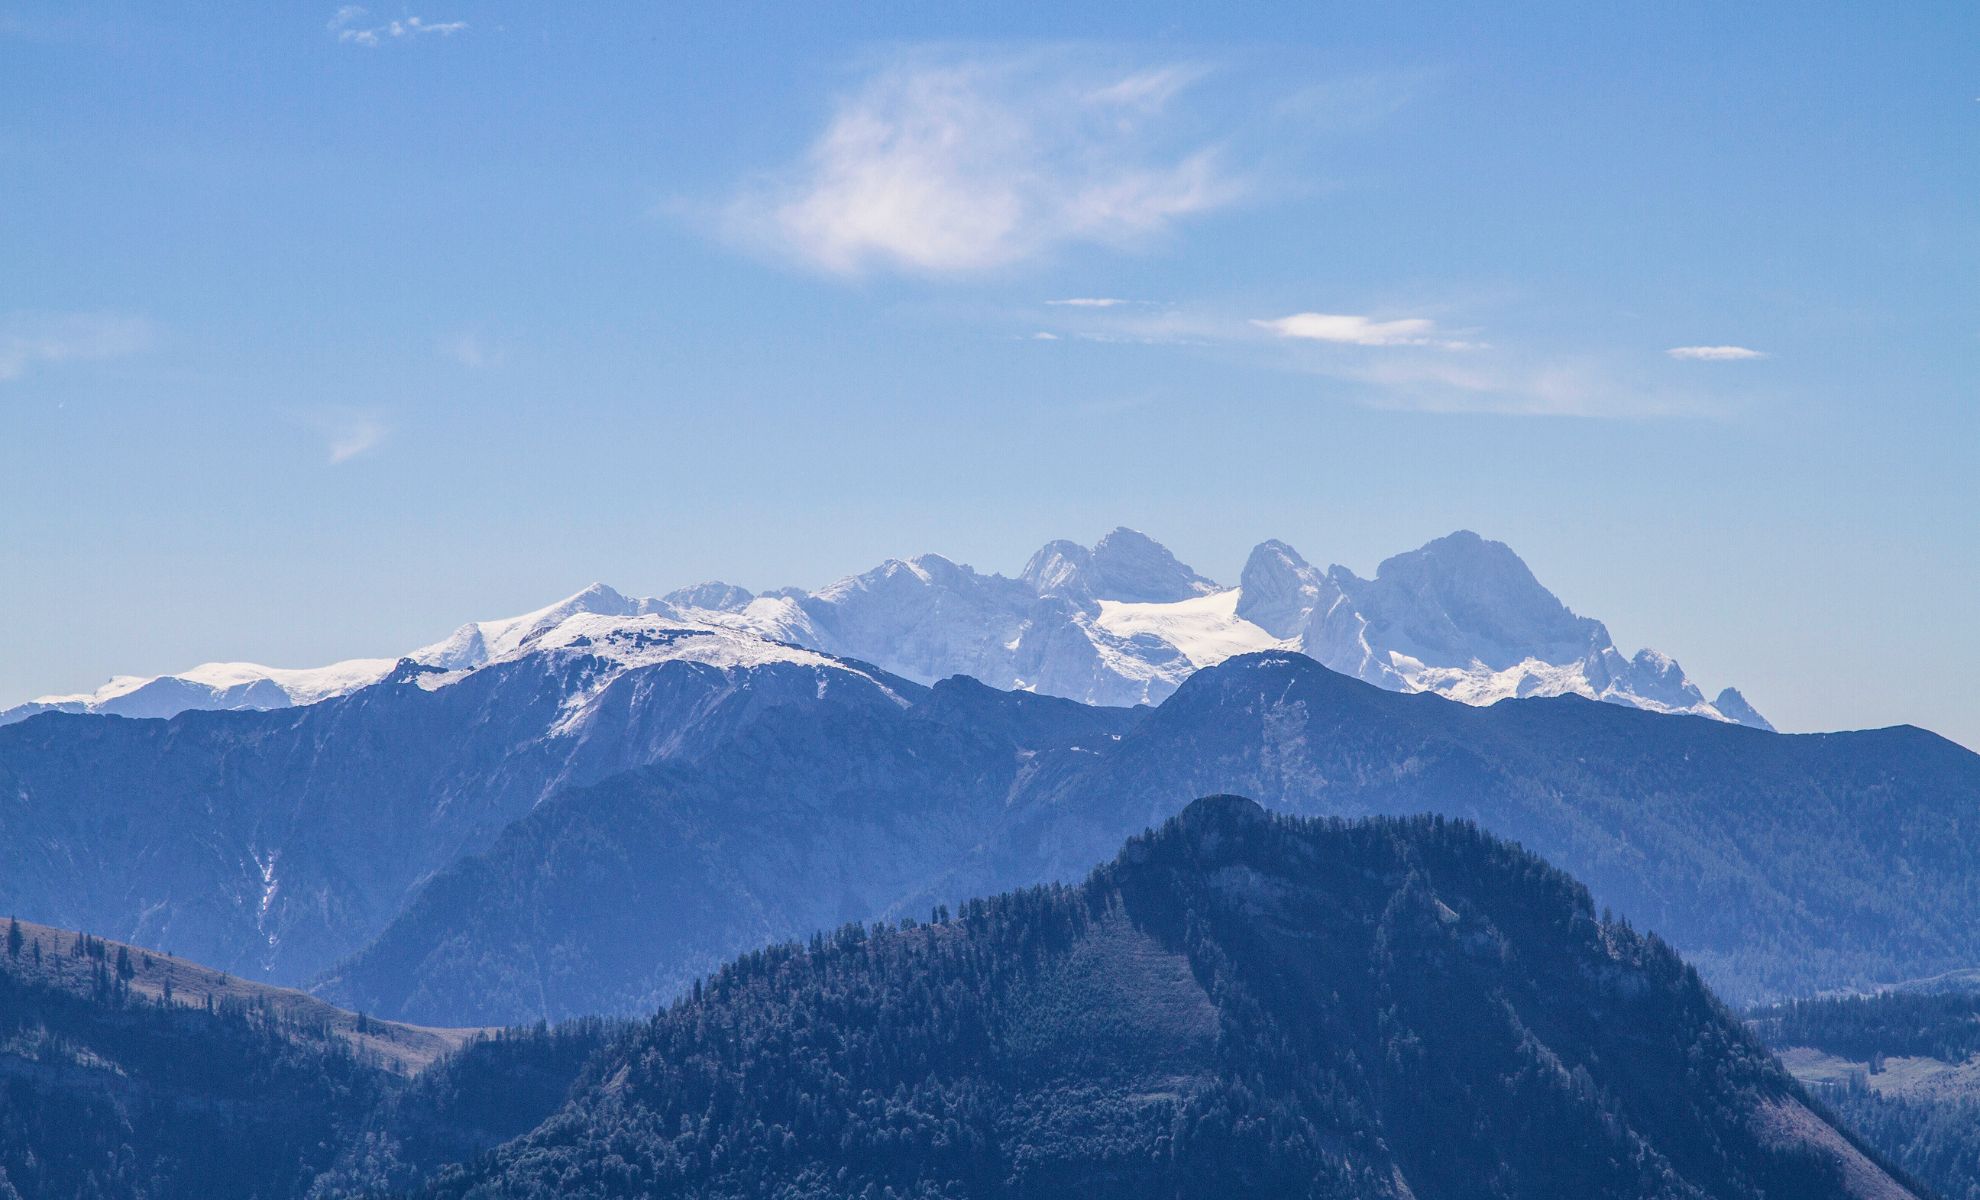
left=1019, top=525, right=1221, bottom=604
left=425, top=798, right=1918, bottom=1200
left=1, top=528, right=1770, bottom=728
left=1235, top=530, right=1771, bottom=726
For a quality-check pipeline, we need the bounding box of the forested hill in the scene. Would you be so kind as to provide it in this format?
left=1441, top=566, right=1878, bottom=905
left=425, top=797, right=1917, bottom=1200
left=0, top=917, right=613, bottom=1199
left=1756, top=988, right=1980, bottom=1200
left=1, top=916, right=473, bottom=1074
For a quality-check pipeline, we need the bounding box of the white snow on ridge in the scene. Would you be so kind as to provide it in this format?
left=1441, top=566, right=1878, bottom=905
left=521, top=611, right=894, bottom=685
left=410, top=582, right=660, bottom=670
left=2, top=529, right=1772, bottom=732
left=485, top=610, right=914, bottom=736
left=6, top=656, right=401, bottom=723
left=157, top=659, right=402, bottom=706
left=1396, top=655, right=1665, bottom=712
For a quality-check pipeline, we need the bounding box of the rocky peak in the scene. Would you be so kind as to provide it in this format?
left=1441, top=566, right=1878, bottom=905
left=1021, top=527, right=1218, bottom=604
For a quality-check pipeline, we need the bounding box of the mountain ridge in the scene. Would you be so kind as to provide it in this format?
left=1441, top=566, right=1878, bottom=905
left=0, top=915, right=611, bottom=1200
left=420, top=797, right=1916, bottom=1200
left=3, top=527, right=1770, bottom=730
left=303, top=648, right=1980, bottom=1027
left=0, top=633, right=926, bottom=984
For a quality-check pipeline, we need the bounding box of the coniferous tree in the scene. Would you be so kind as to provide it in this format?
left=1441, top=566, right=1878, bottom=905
left=5, top=918, right=19, bottom=960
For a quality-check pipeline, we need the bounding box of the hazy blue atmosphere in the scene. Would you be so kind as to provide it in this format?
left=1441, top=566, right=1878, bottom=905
left=3, top=3, right=1975, bottom=744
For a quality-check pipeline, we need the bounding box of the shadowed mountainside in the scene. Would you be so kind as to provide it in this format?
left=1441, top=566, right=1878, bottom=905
left=421, top=798, right=1916, bottom=1200
left=325, top=653, right=1980, bottom=1025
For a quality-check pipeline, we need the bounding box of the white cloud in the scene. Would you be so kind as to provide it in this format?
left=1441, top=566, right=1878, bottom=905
left=0, top=312, right=154, bottom=382
left=1046, top=297, right=1128, bottom=308
left=1032, top=301, right=1289, bottom=349
left=1081, top=66, right=1204, bottom=111
left=329, top=7, right=465, bottom=46
left=728, top=51, right=1245, bottom=276
left=1043, top=302, right=1714, bottom=418
left=324, top=413, right=388, bottom=464
left=1254, top=311, right=1480, bottom=350
left=1030, top=331, right=1060, bottom=340
left=1256, top=312, right=1432, bottom=346
left=1667, top=344, right=1767, bottom=361
left=1336, top=356, right=1699, bottom=418
left=1259, top=320, right=1708, bottom=417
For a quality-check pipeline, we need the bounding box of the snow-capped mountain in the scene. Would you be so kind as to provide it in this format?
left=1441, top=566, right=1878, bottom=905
left=684, top=527, right=1769, bottom=728
left=0, top=527, right=1770, bottom=729
left=0, top=606, right=917, bottom=983
left=1, top=582, right=869, bottom=727
left=1233, top=531, right=1770, bottom=726
left=6, top=656, right=403, bottom=723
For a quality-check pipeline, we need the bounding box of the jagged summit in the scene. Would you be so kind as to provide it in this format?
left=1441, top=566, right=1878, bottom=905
left=1714, top=687, right=1775, bottom=732
left=415, top=581, right=649, bottom=670
left=2, top=527, right=1770, bottom=730
left=1361, top=529, right=1597, bottom=667
left=1020, top=526, right=1219, bottom=604
left=659, top=580, right=754, bottom=613
left=1234, top=538, right=1321, bottom=638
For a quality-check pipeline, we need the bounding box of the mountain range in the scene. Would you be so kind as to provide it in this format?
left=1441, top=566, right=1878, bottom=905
left=424, top=797, right=1912, bottom=1200
left=3, top=615, right=1970, bottom=1028
left=311, top=648, right=1973, bottom=1026
left=15, top=518, right=1980, bottom=1200
left=0, top=621, right=915, bottom=983
left=0, top=803, right=1922, bottom=1200
left=4, top=523, right=1968, bottom=1198
left=2, top=528, right=1770, bottom=729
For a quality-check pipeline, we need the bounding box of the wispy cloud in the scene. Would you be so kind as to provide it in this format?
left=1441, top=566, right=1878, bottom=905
left=328, top=7, right=466, bottom=46
left=726, top=51, right=1246, bottom=276
left=0, top=312, right=154, bottom=382
left=1036, top=301, right=1724, bottom=418
left=322, top=412, right=389, bottom=464
left=1253, top=311, right=1480, bottom=350
left=1274, top=69, right=1440, bottom=133
left=1046, top=297, right=1130, bottom=308
left=1667, top=344, right=1767, bottom=361
left=1336, top=355, right=1707, bottom=419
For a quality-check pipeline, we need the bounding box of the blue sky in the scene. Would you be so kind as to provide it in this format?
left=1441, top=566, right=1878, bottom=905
left=3, top=3, right=1976, bottom=743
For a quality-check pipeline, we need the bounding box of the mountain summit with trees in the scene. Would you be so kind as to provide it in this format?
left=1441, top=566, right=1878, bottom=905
left=424, top=797, right=1914, bottom=1200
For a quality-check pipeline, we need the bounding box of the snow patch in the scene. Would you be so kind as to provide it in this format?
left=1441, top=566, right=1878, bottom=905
left=1093, top=589, right=1289, bottom=669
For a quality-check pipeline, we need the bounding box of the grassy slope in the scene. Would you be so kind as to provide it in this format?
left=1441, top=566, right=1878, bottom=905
left=3, top=917, right=478, bottom=1075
